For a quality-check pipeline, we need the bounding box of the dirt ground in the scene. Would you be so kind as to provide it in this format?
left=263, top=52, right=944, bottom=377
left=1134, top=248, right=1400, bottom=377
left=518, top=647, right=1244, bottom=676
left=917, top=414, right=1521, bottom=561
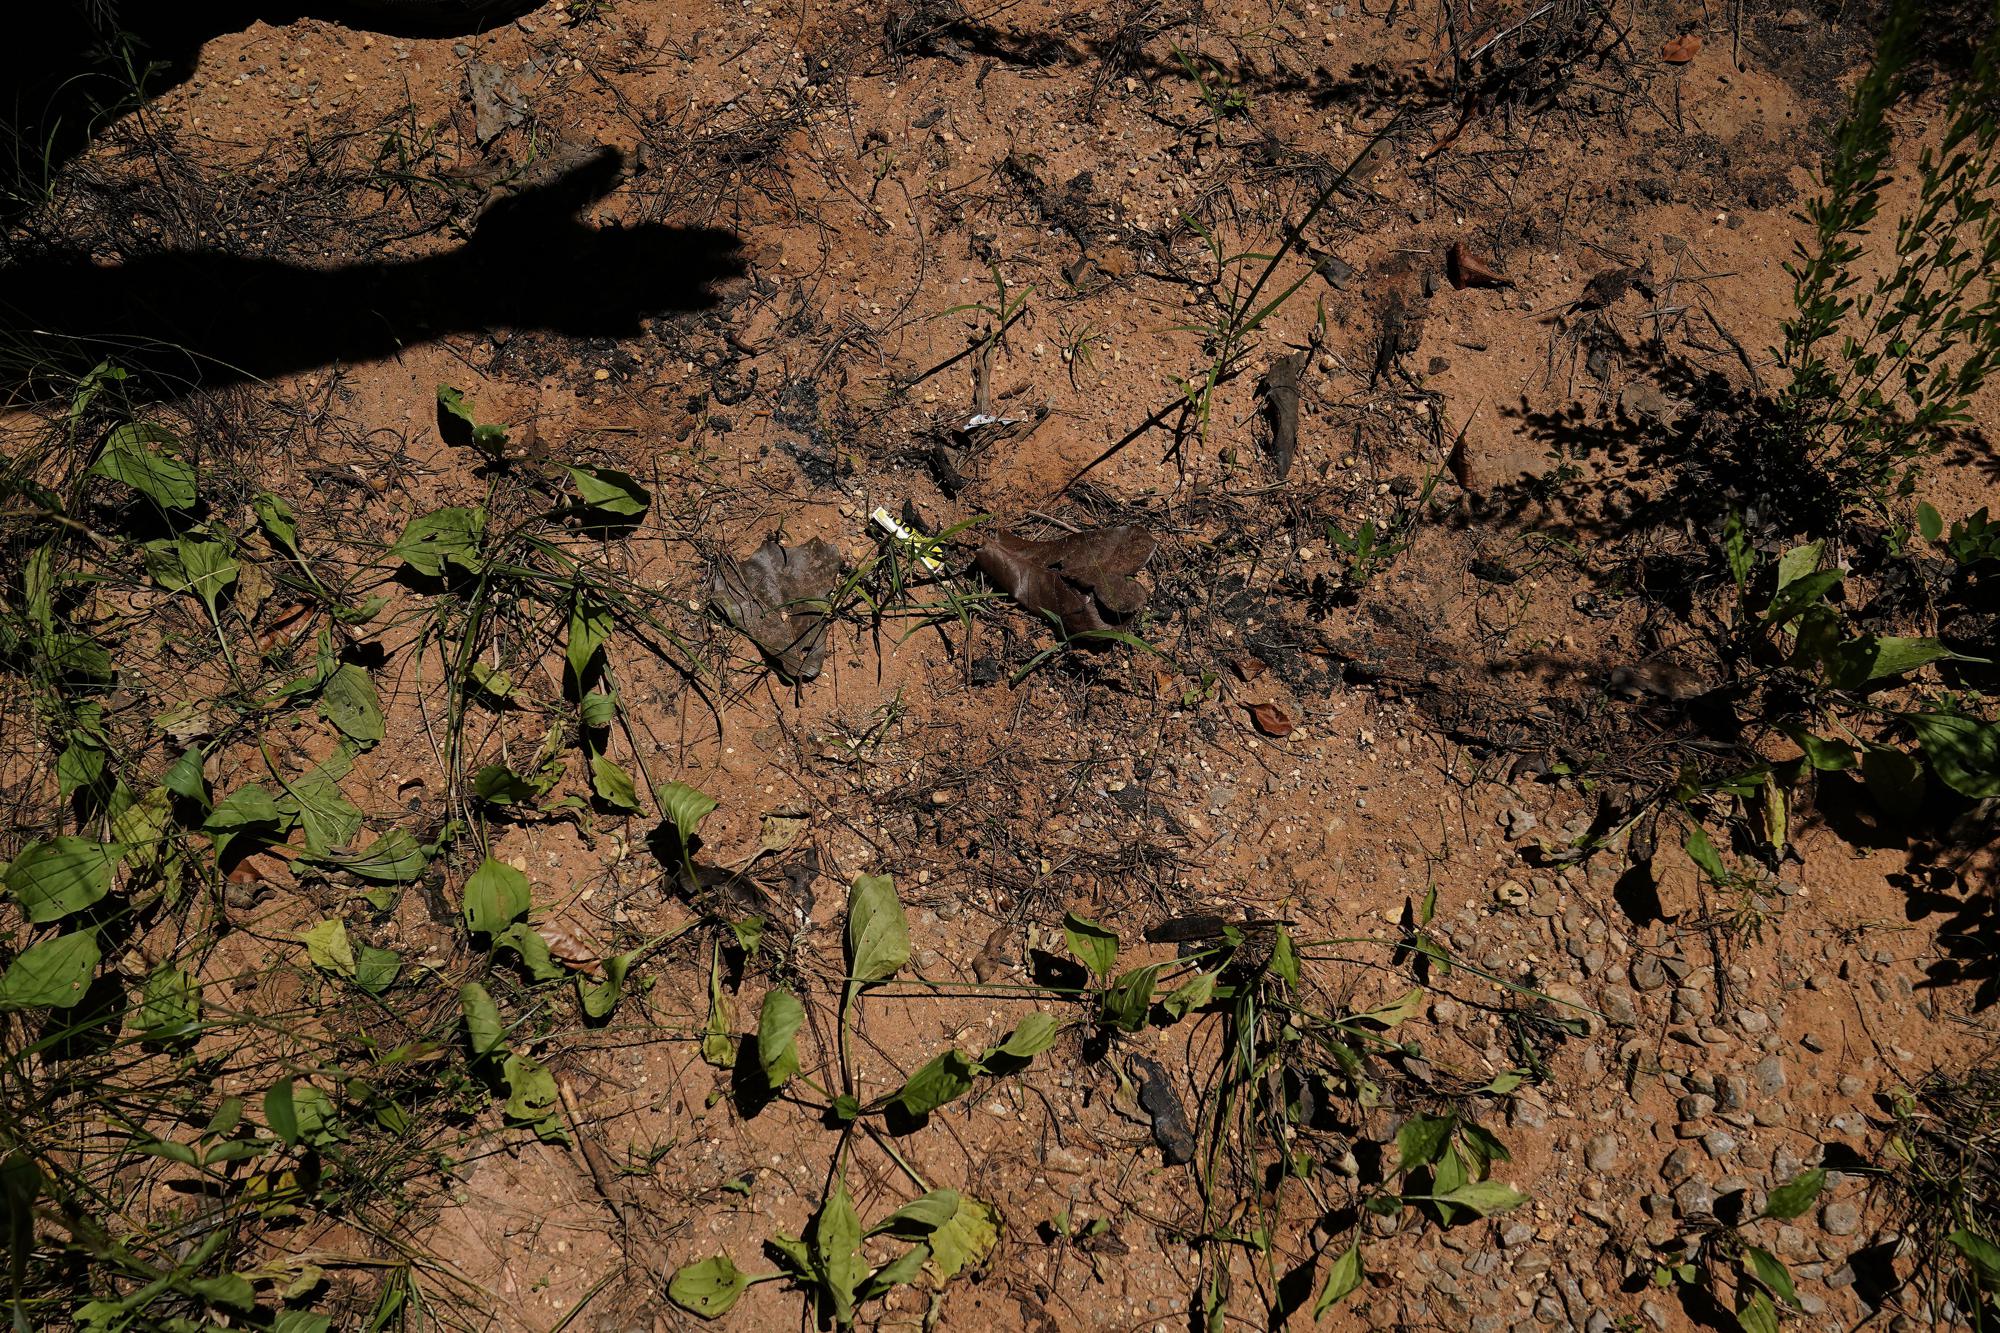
left=6, top=0, right=2000, bottom=1331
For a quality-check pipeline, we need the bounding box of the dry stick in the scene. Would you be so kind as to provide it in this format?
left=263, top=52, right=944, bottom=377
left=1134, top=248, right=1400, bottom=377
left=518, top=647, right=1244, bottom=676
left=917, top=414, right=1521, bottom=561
left=1049, top=113, right=1412, bottom=501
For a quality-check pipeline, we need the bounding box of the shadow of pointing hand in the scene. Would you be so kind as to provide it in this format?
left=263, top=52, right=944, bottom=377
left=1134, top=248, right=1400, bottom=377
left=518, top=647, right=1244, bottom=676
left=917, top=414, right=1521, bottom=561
left=1, top=147, right=743, bottom=392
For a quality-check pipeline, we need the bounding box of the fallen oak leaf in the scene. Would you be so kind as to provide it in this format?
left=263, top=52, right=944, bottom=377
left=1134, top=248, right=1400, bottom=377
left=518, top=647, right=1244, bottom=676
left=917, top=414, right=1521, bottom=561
left=1447, top=241, right=1512, bottom=290
left=1661, top=33, right=1701, bottom=63
left=1246, top=702, right=1295, bottom=737
left=710, top=539, right=842, bottom=680
left=974, top=526, right=1157, bottom=636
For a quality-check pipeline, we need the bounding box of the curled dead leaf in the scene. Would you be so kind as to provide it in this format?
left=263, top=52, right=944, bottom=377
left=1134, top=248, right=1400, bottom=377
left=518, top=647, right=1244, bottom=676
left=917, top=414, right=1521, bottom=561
left=1246, top=702, right=1295, bottom=737
left=971, top=923, right=1013, bottom=982
left=537, top=922, right=606, bottom=978
left=1447, top=241, right=1512, bottom=290
left=974, top=526, right=1157, bottom=636
left=1230, top=655, right=1269, bottom=684
left=1661, top=33, right=1701, bottom=63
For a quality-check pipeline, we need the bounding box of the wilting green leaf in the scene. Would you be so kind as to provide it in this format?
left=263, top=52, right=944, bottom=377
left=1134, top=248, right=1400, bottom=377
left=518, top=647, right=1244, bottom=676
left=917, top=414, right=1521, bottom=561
left=0, top=931, right=100, bottom=1010
left=1100, top=963, right=1162, bottom=1033
left=91, top=422, right=198, bottom=510
left=1917, top=501, right=1944, bottom=543
left=1773, top=542, right=1823, bottom=595
left=578, top=951, right=633, bottom=1020
left=757, top=988, right=805, bottom=1089
left=702, top=947, right=734, bottom=1068
left=312, top=828, right=426, bottom=884
left=1420, top=1180, right=1527, bottom=1216
left=579, top=689, right=618, bottom=729
left=926, top=1191, right=999, bottom=1282
left=1861, top=743, right=1926, bottom=819
left=1351, top=986, right=1425, bottom=1029
left=1312, top=1243, right=1363, bottom=1316
left=436, top=384, right=510, bottom=454
left=811, top=1180, right=864, bottom=1326
left=1949, top=1228, right=2000, bottom=1291
left=276, top=769, right=365, bottom=856
left=567, top=593, right=614, bottom=683
left=1162, top=970, right=1216, bottom=1019
left=1762, top=1168, right=1826, bottom=1220
left=1909, top=712, right=2000, bottom=798
left=463, top=858, right=532, bottom=935
left=354, top=945, right=401, bottom=994
left=1683, top=823, right=1727, bottom=882
left=264, top=1078, right=299, bottom=1146
left=1765, top=568, right=1842, bottom=627
left=495, top=922, right=566, bottom=982
left=389, top=507, right=484, bottom=577
left=567, top=465, right=652, bottom=518
left=1785, top=728, right=1857, bottom=771
left=1062, top=912, right=1118, bottom=977
left=668, top=1253, right=754, bottom=1319
left=1270, top=925, right=1302, bottom=986
left=502, top=1052, right=559, bottom=1126
left=5, top=837, right=115, bottom=923
left=299, top=919, right=357, bottom=978
left=1827, top=634, right=1965, bottom=689
left=188, top=1272, right=255, bottom=1312
left=319, top=664, right=385, bottom=746
left=989, top=1011, right=1058, bottom=1061
left=460, top=982, right=506, bottom=1057
left=1737, top=1290, right=1780, bottom=1333
left=148, top=536, right=239, bottom=621
left=471, top=764, right=539, bottom=806
left=856, top=1243, right=929, bottom=1303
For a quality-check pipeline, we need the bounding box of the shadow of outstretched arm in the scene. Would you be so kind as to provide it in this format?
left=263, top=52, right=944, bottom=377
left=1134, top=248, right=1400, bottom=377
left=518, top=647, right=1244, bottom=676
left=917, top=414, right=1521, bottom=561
left=0, top=147, right=743, bottom=393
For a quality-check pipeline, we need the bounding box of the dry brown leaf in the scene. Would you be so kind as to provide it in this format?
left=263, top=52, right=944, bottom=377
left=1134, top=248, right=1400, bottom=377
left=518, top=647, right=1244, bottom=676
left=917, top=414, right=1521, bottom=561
left=1246, top=702, right=1295, bottom=737
left=974, top=526, right=1157, bottom=636
left=537, top=922, right=606, bottom=978
left=710, top=539, right=842, bottom=680
left=971, top=923, right=1013, bottom=982
left=1231, top=655, right=1270, bottom=683
left=1447, top=240, right=1512, bottom=290
left=1661, top=33, right=1701, bottom=63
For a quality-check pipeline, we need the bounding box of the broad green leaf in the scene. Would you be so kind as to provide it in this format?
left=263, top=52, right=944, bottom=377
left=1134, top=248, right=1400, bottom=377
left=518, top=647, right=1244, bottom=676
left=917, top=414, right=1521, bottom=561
left=1271, top=925, right=1302, bottom=985
left=567, top=465, right=652, bottom=518
left=265, top=1078, right=299, bottom=1145
left=389, top=507, right=484, bottom=577
left=1827, top=634, right=1964, bottom=689
left=274, top=1313, right=331, bottom=1333
left=91, top=422, right=198, bottom=510
left=1917, top=501, right=1944, bottom=543
left=658, top=780, right=718, bottom=846
left=579, top=689, right=618, bottom=729
left=891, top=1049, right=979, bottom=1118
left=313, top=828, right=426, bottom=883
left=589, top=753, right=642, bottom=812
left=502, top=1052, right=559, bottom=1125
left=162, top=747, right=209, bottom=804
left=0, top=931, right=100, bottom=1010
left=668, top=1253, right=753, bottom=1319
left=354, top=945, right=401, bottom=994
left=436, top=384, right=510, bottom=454
left=567, top=593, right=614, bottom=683
left=253, top=492, right=300, bottom=551
left=1419, top=1180, right=1527, bottom=1216
left=495, top=922, right=566, bottom=982
left=137, top=964, right=200, bottom=1041
left=204, top=783, right=285, bottom=860
left=472, top=764, right=539, bottom=806
left=463, top=858, right=532, bottom=935
left=319, top=664, right=385, bottom=746
left=1063, top=912, right=1119, bottom=977
left=300, top=919, right=357, bottom=977
left=468, top=661, right=513, bottom=700
left=1743, top=1246, right=1797, bottom=1306
left=1459, top=1121, right=1511, bottom=1172
left=1737, top=1290, right=1780, bottom=1333
left=1100, top=963, right=1163, bottom=1033
left=846, top=874, right=910, bottom=992
left=290, top=1082, right=337, bottom=1146
left=870, top=1188, right=960, bottom=1238
left=1397, top=1113, right=1455, bottom=1171
left=578, top=951, right=633, bottom=1020
left=990, top=1011, right=1058, bottom=1061
left=1764, top=569, right=1842, bottom=626
left=1774, top=541, right=1823, bottom=594
left=1762, top=1168, right=1826, bottom=1220
left=189, top=1272, right=255, bottom=1312
left=1162, top=970, right=1216, bottom=1019
left=460, top=982, right=505, bottom=1057
left=1683, top=824, right=1727, bottom=883
left=1909, top=712, right=2000, bottom=798
left=1784, top=728, right=1857, bottom=771
left=1312, top=1243, right=1363, bottom=1316
left=925, top=1191, right=999, bottom=1282
left=148, top=537, right=239, bottom=621
left=1949, top=1228, right=2000, bottom=1291
left=5, top=837, right=115, bottom=923
left=811, top=1180, right=864, bottom=1327
left=757, top=988, right=805, bottom=1089
left=275, top=769, right=364, bottom=856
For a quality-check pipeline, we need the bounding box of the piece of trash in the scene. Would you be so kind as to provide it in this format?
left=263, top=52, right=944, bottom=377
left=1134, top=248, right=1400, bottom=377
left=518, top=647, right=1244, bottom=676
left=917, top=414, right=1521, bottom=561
left=710, top=539, right=842, bottom=680
left=1261, top=350, right=1307, bottom=478
left=1246, top=701, right=1296, bottom=737
left=1447, top=240, right=1512, bottom=290
left=974, top=526, right=1157, bottom=636
left=1661, top=33, right=1701, bottom=63
left=870, top=507, right=943, bottom=573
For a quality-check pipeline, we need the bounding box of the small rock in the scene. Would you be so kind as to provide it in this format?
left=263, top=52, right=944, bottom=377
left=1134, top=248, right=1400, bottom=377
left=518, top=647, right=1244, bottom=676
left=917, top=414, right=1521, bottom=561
left=1802, top=1032, right=1827, bottom=1053
left=1735, top=1008, right=1770, bottom=1034
left=1677, top=1093, right=1716, bottom=1122
left=1600, top=986, right=1640, bottom=1027
left=1663, top=1147, right=1697, bottom=1181
left=1495, top=881, right=1531, bottom=906
left=1702, top=1131, right=1738, bottom=1158
left=1837, top=1074, right=1865, bottom=1097
left=1777, top=1224, right=1809, bottom=1257
left=1719, top=1074, right=1750, bottom=1112
left=1822, top=1200, right=1861, bottom=1236
left=1502, top=807, right=1538, bottom=838
left=1754, top=1053, right=1786, bottom=1096
left=1500, top=1221, right=1534, bottom=1248
left=1673, top=1178, right=1715, bottom=1218
left=1631, top=955, right=1669, bottom=991
left=1642, top=1299, right=1670, bottom=1329
left=1585, top=1134, right=1620, bottom=1172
